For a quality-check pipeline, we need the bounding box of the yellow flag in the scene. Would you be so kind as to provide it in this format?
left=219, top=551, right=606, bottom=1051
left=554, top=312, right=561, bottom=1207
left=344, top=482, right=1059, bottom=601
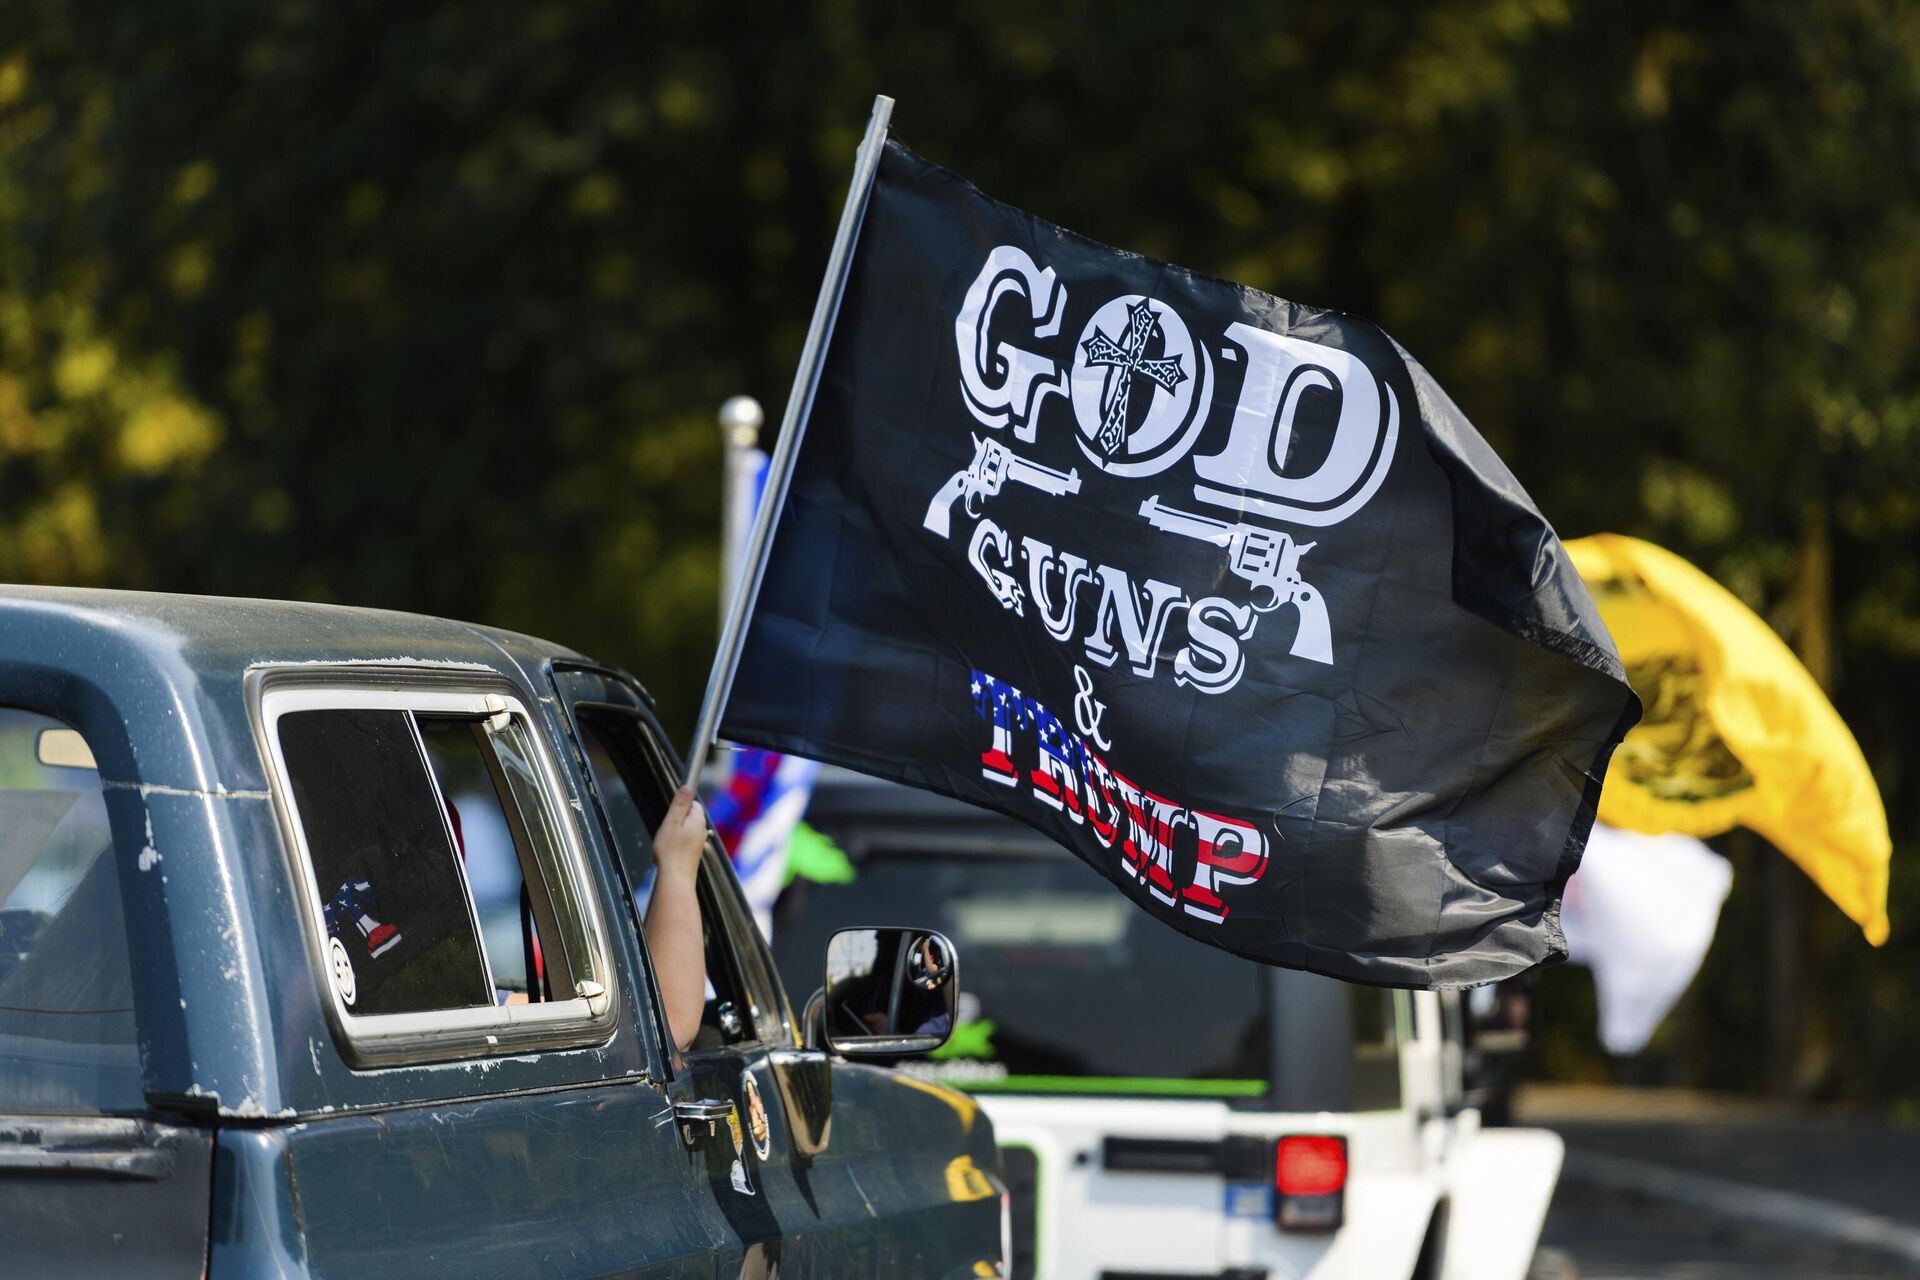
left=1566, top=534, right=1890, bottom=944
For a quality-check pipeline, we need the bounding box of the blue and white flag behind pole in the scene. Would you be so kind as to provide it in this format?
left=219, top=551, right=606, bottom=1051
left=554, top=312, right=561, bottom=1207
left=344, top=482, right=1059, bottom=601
left=710, top=749, right=819, bottom=938
left=711, top=434, right=818, bottom=937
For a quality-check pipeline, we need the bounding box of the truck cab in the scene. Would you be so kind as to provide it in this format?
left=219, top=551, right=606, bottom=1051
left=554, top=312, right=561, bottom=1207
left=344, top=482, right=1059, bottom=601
left=775, top=769, right=1561, bottom=1280
left=0, top=587, right=1003, bottom=1278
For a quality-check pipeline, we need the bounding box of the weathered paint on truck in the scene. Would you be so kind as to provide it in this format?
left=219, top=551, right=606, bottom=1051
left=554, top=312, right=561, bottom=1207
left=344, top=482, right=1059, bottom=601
left=0, top=586, right=1003, bottom=1278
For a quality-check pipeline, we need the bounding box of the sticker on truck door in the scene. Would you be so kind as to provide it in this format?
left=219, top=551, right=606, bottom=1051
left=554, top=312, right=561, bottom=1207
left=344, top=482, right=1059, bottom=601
left=742, top=1073, right=771, bottom=1161
left=328, top=937, right=357, bottom=1006
left=729, top=1159, right=755, bottom=1196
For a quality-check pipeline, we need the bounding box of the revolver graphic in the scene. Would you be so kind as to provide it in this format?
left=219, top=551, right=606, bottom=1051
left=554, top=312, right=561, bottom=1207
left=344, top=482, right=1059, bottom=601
left=1139, top=496, right=1333, bottom=665
left=923, top=435, right=1082, bottom=539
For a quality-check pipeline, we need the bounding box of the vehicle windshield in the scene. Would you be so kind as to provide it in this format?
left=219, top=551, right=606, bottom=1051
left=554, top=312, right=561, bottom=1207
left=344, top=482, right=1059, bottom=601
left=774, top=848, right=1269, bottom=1097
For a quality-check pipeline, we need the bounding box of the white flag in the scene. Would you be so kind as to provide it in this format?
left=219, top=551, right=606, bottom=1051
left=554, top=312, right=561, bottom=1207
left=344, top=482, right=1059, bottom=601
left=1561, top=823, right=1733, bottom=1055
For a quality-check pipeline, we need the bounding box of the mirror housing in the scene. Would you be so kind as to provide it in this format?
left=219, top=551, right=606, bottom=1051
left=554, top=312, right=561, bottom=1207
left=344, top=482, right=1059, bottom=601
left=819, top=926, right=958, bottom=1057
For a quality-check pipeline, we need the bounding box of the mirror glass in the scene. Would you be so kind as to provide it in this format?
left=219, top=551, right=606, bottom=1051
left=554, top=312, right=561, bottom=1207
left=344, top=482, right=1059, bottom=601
left=1466, top=979, right=1531, bottom=1053
left=36, top=729, right=96, bottom=771
left=822, top=927, right=958, bottom=1056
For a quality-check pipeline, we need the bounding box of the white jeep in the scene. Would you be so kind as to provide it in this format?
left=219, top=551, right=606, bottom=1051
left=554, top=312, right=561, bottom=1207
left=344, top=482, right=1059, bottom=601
left=775, top=768, right=1561, bottom=1280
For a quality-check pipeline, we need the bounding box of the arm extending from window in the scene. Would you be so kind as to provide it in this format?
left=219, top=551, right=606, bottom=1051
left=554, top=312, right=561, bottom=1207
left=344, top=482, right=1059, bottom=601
left=646, top=786, right=708, bottom=1052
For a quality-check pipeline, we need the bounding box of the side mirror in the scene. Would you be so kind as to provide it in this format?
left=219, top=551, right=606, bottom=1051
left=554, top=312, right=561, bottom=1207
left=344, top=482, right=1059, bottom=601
left=1458, top=979, right=1533, bottom=1123
left=1464, top=979, right=1532, bottom=1055
left=819, top=926, right=958, bottom=1057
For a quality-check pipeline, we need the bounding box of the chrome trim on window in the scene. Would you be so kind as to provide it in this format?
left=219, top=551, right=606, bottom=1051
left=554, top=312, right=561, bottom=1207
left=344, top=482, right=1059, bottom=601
left=249, top=668, right=619, bottom=1068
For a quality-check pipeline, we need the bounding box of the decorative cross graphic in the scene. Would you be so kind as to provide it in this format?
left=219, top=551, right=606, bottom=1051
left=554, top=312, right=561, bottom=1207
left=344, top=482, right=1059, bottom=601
left=1081, top=299, right=1188, bottom=457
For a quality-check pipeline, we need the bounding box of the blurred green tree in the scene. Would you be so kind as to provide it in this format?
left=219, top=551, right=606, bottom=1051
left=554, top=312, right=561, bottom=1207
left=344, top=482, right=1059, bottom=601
left=0, top=0, right=1913, bottom=1103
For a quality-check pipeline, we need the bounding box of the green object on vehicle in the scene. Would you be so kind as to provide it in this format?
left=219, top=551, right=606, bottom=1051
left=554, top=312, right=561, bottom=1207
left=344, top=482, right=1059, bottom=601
left=784, top=822, right=855, bottom=886
left=943, top=1074, right=1266, bottom=1098
left=929, top=1019, right=997, bottom=1061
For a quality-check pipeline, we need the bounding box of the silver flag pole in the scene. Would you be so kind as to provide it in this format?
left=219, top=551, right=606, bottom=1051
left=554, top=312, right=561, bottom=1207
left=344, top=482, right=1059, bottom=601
left=684, top=94, right=894, bottom=789
left=716, top=393, right=764, bottom=632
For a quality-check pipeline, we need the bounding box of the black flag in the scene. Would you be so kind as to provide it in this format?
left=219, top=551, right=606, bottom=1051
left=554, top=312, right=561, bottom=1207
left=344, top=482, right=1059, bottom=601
left=723, top=141, right=1638, bottom=988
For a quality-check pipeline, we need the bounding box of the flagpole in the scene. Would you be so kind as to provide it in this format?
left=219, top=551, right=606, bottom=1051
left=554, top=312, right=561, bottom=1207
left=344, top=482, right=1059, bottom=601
left=683, top=93, right=894, bottom=790
left=717, top=393, right=764, bottom=631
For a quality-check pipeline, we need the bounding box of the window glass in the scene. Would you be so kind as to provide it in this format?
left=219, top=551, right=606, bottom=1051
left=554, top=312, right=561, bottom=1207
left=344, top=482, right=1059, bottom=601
left=775, top=850, right=1270, bottom=1092
left=488, top=721, right=594, bottom=989
left=579, top=726, right=654, bottom=887
left=1348, top=986, right=1402, bottom=1110
left=416, top=716, right=541, bottom=999
left=574, top=708, right=756, bottom=1048
left=0, top=709, right=142, bottom=1113
left=414, top=714, right=590, bottom=1006
left=279, top=708, right=493, bottom=1016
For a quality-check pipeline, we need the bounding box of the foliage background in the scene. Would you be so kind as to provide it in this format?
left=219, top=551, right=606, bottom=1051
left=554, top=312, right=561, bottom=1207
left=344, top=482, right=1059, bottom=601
left=2, top=1, right=1914, bottom=1105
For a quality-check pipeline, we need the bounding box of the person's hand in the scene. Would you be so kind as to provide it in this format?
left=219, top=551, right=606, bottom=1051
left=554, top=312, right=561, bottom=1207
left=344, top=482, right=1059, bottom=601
left=652, top=785, right=707, bottom=886
left=646, top=785, right=708, bottom=1053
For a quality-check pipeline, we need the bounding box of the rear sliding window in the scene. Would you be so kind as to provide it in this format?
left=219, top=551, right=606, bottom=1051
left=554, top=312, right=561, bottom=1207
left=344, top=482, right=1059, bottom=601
left=776, top=849, right=1270, bottom=1096
left=278, top=709, right=495, bottom=1015
left=262, top=684, right=613, bottom=1062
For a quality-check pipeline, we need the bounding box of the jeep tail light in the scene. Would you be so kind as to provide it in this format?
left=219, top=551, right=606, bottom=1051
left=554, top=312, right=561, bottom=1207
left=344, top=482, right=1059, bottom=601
left=1274, top=1134, right=1346, bottom=1231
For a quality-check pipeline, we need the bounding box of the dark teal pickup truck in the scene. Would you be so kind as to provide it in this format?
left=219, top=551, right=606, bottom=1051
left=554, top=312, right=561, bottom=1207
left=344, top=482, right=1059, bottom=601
left=0, top=586, right=1004, bottom=1278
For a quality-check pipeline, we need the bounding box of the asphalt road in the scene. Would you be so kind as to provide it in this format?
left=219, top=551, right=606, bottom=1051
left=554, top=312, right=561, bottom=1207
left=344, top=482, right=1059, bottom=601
left=1518, top=1087, right=1920, bottom=1280
left=1539, top=1181, right=1914, bottom=1280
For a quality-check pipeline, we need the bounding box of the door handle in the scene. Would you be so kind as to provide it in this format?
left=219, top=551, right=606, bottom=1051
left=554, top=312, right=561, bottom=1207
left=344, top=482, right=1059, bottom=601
left=672, top=1097, right=735, bottom=1147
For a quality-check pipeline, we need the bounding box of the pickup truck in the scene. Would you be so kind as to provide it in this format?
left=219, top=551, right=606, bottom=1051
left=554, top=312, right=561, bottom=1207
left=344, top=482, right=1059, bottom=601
left=0, top=586, right=1005, bottom=1278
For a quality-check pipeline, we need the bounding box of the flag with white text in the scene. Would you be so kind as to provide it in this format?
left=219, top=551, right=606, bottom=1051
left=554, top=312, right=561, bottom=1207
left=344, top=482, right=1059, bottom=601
left=722, top=141, right=1638, bottom=988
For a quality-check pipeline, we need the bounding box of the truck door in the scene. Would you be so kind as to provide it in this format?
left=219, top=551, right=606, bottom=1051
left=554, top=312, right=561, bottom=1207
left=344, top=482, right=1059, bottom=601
left=238, top=676, right=716, bottom=1278
left=0, top=708, right=211, bottom=1278
left=548, top=663, right=876, bottom=1277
